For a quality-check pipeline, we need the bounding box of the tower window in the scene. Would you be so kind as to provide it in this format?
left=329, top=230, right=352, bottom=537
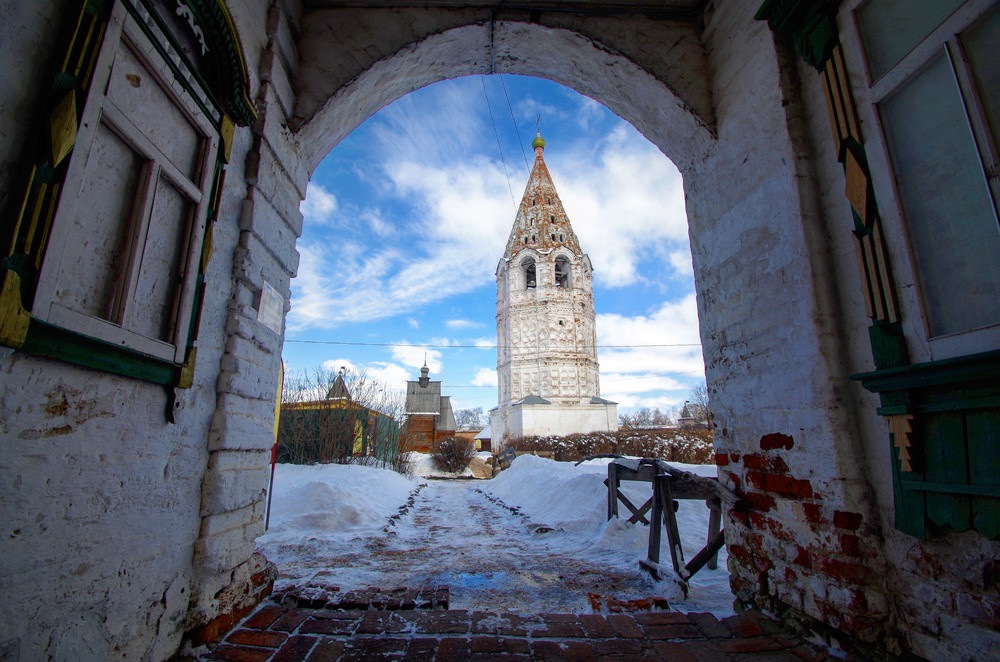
left=551, top=234, right=556, bottom=241
left=550, top=215, right=555, bottom=223
left=523, top=258, right=536, bottom=289
left=560, top=234, right=564, bottom=242
left=555, top=257, right=571, bottom=288
left=547, top=197, right=552, bottom=204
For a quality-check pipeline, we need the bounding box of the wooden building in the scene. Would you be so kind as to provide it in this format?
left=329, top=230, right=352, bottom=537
left=402, top=364, right=457, bottom=452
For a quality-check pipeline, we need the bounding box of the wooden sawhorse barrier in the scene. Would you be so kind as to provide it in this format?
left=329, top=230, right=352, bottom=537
left=605, top=458, right=741, bottom=591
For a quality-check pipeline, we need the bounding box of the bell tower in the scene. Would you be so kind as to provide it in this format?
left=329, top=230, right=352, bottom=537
left=491, top=134, right=617, bottom=446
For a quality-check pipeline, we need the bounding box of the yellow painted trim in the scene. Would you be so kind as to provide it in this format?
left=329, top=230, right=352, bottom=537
left=220, top=113, right=235, bottom=163
left=178, top=346, right=198, bottom=388
left=50, top=90, right=78, bottom=167
left=0, top=271, right=31, bottom=348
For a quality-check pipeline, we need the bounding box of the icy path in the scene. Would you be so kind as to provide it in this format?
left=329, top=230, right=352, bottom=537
left=258, top=458, right=735, bottom=617
left=264, top=479, right=661, bottom=614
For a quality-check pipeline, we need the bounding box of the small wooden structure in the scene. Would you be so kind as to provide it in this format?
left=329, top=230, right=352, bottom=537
left=605, top=458, right=741, bottom=591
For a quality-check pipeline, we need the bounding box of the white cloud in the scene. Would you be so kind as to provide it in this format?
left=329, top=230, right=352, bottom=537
left=595, top=294, right=705, bottom=405
left=407, top=318, right=420, bottom=329
left=300, top=183, right=337, bottom=225
left=390, top=344, right=443, bottom=374
left=288, top=76, right=691, bottom=340
left=553, top=125, right=688, bottom=287
left=446, top=319, right=482, bottom=329
left=471, top=368, right=498, bottom=387
left=472, top=337, right=494, bottom=349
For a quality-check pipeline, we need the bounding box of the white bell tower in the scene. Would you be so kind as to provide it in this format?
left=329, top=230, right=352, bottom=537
left=491, top=134, right=617, bottom=446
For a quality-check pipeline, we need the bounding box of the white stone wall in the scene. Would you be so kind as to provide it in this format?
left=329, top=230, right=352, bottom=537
left=1, top=2, right=996, bottom=659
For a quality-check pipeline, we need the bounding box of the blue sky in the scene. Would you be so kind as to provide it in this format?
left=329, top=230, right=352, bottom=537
left=281, top=74, right=705, bottom=416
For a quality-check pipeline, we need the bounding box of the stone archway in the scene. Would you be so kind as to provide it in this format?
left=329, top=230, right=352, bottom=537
left=206, top=0, right=878, bottom=651
left=293, top=20, right=715, bottom=175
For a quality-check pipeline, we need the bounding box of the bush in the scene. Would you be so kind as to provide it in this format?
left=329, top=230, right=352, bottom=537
left=506, top=428, right=714, bottom=464
left=431, top=437, right=476, bottom=473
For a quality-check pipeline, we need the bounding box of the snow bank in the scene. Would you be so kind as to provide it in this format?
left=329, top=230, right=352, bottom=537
left=263, top=463, right=418, bottom=538
left=482, top=454, right=733, bottom=615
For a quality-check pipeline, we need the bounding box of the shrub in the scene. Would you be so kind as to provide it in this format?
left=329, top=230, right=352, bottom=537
left=507, top=428, right=714, bottom=464
left=431, top=437, right=476, bottom=473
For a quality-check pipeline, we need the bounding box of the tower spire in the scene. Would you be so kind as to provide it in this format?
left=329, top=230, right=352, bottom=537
left=504, top=134, right=580, bottom=259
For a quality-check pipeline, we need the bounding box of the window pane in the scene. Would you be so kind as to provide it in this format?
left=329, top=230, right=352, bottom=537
left=962, top=8, right=1000, bottom=147
left=880, top=54, right=1000, bottom=336
left=55, top=121, right=140, bottom=321
left=129, top=177, right=190, bottom=341
left=107, top=39, right=202, bottom=181
left=858, top=0, right=964, bottom=80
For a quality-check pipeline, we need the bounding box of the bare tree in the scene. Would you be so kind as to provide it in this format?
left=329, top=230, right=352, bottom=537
left=687, top=383, right=712, bottom=430
left=455, top=407, right=485, bottom=430
left=278, top=366, right=405, bottom=466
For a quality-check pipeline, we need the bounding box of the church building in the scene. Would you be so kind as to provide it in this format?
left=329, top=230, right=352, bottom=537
left=490, top=134, right=618, bottom=446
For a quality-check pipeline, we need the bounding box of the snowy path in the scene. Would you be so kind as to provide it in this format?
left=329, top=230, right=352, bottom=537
left=266, top=479, right=660, bottom=614
left=259, top=458, right=735, bottom=617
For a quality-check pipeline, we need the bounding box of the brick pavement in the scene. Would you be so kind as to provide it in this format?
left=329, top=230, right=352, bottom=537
left=195, top=595, right=849, bottom=661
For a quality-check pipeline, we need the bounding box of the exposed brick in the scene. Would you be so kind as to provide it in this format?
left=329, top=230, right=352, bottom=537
left=729, top=544, right=752, bottom=565
left=817, top=557, right=872, bottom=585
left=591, top=638, right=646, bottom=656
left=721, top=614, right=766, bottom=638
left=743, top=491, right=777, bottom=512
left=532, top=639, right=596, bottom=660
left=205, top=644, right=273, bottom=662
left=271, top=635, right=318, bottom=662
left=305, top=639, right=344, bottom=661
left=270, top=608, right=313, bottom=632
left=242, top=604, right=287, bottom=630
left=471, top=636, right=531, bottom=654
left=299, top=616, right=359, bottom=636
left=578, top=613, right=614, bottom=637
left=633, top=611, right=691, bottom=626
left=802, top=503, right=824, bottom=524
left=537, top=613, right=585, bottom=637
left=405, top=638, right=440, bottom=658
left=794, top=546, right=813, bottom=568
left=832, top=510, right=863, bottom=530
left=839, top=534, right=862, bottom=557
left=649, top=640, right=703, bottom=661
left=715, top=453, right=730, bottom=466
left=746, top=471, right=814, bottom=499
left=687, top=612, right=731, bottom=638
left=225, top=628, right=288, bottom=648
left=718, top=636, right=785, bottom=653
left=642, top=623, right=703, bottom=639
left=356, top=610, right=408, bottom=634
left=760, top=433, right=794, bottom=450
left=606, top=613, right=644, bottom=639
left=436, top=636, right=471, bottom=660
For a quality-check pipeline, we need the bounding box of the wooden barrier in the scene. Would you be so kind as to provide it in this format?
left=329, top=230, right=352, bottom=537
left=605, top=458, right=741, bottom=590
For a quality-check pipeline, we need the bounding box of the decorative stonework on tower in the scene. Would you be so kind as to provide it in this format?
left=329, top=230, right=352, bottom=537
left=490, top=134, right=617, bottom=446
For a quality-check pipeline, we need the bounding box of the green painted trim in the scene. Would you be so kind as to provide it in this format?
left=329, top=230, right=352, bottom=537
left=124, top=1, right=222, bottom=129
left=22, top=320, right=178, bottom=385
left=868, top=321, right=909, bottom=370
left=853, top=349, right=1000, bottom=394
left=901, top=481, right=1000, bottom=499
left=182, top=0, right=257, bottom=126
left=755, top=0, right=841, bottom=69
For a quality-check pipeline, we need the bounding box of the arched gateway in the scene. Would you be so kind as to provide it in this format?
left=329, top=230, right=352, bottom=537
left=0, top=2, right=997, bottom=659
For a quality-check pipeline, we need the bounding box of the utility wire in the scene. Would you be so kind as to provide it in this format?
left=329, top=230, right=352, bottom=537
left=499, top=74, right=530, bottom=174
left=481, top=76, right=518, bottom=211
left=284, top=339, right=701, bottom=349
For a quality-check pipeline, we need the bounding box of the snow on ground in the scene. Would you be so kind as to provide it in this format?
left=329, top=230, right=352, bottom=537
left=258, top=454, right=734, bottom=618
